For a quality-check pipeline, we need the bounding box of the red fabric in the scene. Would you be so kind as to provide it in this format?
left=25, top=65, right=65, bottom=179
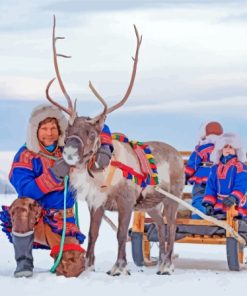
left=184, top=166, right=195, bottom=176
left=111, top=160, right=145, bottom=181
left=189, top=175, right=208, bottom=184
left=100, top=132, right=113, bottom=146
left=217, top=157, right=238, bottom=179
left=36, top=153, right=64, bottom=193
left=203, top=195, right=217, bottom=205
left=198, top=146, right=214, bottom=159
left=50, top=243, right=85, bottom=257
left=134, top=146, right=151, bottom=177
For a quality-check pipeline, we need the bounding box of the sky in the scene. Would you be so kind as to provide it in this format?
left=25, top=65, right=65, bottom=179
left=1, top=0, right=247, bottom=151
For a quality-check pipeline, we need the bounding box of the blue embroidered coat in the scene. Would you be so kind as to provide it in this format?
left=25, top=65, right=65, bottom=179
left=185, top=143, right=214, bottom=185
left=6, top=145, right=86, bottom=244
left=202, top=155, right=247, bottom=218
left=9, top=146, right=75, bottom=210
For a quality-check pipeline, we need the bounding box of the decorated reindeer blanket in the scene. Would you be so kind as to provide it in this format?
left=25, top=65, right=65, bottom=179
left=111, top=133, right=159, bottom=188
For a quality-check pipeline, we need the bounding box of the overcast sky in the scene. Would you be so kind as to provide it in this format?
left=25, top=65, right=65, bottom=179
left=1, top=0, right=247, bottom=150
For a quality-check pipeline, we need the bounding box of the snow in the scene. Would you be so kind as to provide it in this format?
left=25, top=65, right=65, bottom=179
left=0, top=152, right=247, bottom=296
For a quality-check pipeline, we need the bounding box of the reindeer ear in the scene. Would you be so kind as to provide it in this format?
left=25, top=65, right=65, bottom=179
left=90, top=114, right=106, bottom=133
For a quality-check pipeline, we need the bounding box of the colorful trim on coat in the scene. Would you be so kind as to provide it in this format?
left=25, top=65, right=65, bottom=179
left=111, top=133, right=159, bottom=188
left=43, top=208, right=86, bottom=244
left=0, top=206, right=85, bottom=249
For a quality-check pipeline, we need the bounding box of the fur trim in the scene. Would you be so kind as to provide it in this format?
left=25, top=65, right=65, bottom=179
left=198, top=134, right=220, bottom=146
left=26, top=104, right=68, bottom=153
left=210, top=132, right=246, bottom=164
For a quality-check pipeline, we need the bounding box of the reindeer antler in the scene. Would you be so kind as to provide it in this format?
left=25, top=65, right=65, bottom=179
left=46, top=15, right=76, bottom=118
left=89, top=25, right=142, bottom=119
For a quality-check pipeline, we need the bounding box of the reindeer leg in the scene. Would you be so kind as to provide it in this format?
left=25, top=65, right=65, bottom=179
left=147, top=207, right=174, bottom=275
left=160, top=200, right=178, bottom=275
left=86, top=206, right=104, bottom=271
left=107, top=206, right=132, bottom=276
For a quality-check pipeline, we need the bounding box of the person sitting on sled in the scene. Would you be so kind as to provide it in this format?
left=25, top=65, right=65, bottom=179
left=184, top=121, right=223, bottom=219
left=202, top=132, right=247, bottom=219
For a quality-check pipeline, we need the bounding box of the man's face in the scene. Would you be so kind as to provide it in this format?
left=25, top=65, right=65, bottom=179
left=38, top=120, right=59, bottom=146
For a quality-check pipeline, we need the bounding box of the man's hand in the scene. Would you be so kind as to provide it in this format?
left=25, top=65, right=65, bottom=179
left=222, top=195, right=237, bottom=208
left=204, top=203, right=214, bottom=216
left=50, top=158, right=70, bottom=181
left=94, top=145, right=112, bottom=169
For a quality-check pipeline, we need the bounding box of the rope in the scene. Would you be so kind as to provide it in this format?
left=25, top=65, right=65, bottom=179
left=74, top=200, right=80, bottom=229
left=155, top=186, right=246, bottom=247
left=50, top=175, right=68, bottom=273
left=38, top=151, right=58, bottom=161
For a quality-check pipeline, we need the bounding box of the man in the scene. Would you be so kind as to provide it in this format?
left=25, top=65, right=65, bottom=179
left=7, top=104, right=86, bottom=278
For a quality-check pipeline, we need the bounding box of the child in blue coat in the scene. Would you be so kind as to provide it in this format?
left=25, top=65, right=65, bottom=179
left=202, top=133, right=247, bottom=219
left=185, top=121, right=223, bottom=218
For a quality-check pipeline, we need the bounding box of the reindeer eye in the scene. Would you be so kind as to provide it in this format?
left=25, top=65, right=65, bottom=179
left=89, top=131, right=97, bottom=141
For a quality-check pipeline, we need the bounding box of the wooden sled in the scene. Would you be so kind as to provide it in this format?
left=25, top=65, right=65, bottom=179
left=129, top=151, right=247, bottom=271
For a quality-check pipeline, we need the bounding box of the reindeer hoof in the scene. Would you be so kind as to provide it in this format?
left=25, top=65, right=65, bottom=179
left=157, top=263, right=174, bottom=275
left=106, top=270, right=120, bottom=276
left=106, top=267, right=131, bottom=276
left=156, top=271, right=171, bottom=275
left=86, top=265, right=95, bottom=272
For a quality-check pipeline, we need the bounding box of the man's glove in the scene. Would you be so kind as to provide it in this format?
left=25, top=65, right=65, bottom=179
left=222, top=195, right=237, bottom=208
left=50, top=158, right=70, bottom=181
left=204, top=203, right=214, bottom=216
left=94, top=145, right=112, bottom=169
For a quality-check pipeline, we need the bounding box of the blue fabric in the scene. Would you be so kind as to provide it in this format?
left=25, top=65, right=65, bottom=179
left=203, top=157, right=247, bottom=218
left=101, top=124, right=114, bottom=152
left=185, top=143, right=214, bottom=185
left=220, top=154, right=236, bottom=164
left=45, top=143, right=57, bottom=152
left=102, top=124, right=111, bottom=135
left=9, top=146, right=75, bottom=209
left=191, top=184, right=207, bottom=219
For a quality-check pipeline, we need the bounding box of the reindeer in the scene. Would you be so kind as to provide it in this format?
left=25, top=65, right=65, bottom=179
left=46, top=16, right=185, bottom=275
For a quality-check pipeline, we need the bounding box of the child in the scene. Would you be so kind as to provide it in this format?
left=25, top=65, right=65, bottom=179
left=202, top=133, right=247, bottom=219
left=185, top=121, right=223, bottom=219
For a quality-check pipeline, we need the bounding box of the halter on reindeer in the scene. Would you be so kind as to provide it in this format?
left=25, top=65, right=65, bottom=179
left=46, top=16, right=185, bottom=275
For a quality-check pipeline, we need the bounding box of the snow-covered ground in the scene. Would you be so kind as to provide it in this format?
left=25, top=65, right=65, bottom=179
left=0, top=152, right=247, bottom=296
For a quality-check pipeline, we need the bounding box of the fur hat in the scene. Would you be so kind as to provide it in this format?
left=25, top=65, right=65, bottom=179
left=199, top=121, right=223, bottom=140
left=210, top=132, right=246, bottom=164
left=198, top=121, right=223, bottom=145
left=26, top=104, right=68, bottom=153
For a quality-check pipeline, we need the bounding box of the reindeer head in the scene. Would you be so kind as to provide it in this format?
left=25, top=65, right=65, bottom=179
left=46, top=15, right=142, bottom=167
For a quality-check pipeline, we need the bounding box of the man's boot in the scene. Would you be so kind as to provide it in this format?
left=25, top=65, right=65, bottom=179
left=12, top=232, right=34, bottom=278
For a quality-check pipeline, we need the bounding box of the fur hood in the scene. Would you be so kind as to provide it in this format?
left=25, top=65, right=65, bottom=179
left=26, top=104, right=68, bottom=153
left=210, top=132, right=246, bottom=164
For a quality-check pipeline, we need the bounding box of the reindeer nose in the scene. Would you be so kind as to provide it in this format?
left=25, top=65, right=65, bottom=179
left=63, top=136, right=84, bottom=166
left=66, top=137, right=83, bottom=149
